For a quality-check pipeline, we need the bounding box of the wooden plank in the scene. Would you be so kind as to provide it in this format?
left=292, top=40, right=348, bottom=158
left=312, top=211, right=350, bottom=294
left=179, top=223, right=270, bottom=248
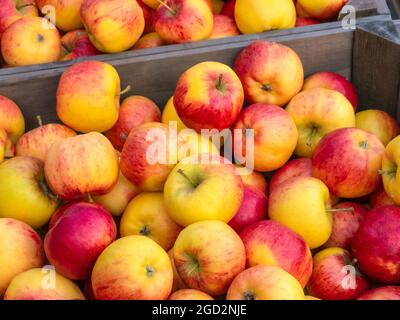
left=340, top=0, right=391, bottom=18
left=387, top=0, right=400, bottom=18
left=353, top=20, right=400, bottom=119
left=0, top=27, right=354, bottom=130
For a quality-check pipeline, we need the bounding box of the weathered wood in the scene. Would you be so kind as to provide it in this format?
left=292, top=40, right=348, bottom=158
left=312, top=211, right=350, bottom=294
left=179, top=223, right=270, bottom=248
left=387, top=0, right=400, bottom=18
left=353, top=20, right=400, bottom=119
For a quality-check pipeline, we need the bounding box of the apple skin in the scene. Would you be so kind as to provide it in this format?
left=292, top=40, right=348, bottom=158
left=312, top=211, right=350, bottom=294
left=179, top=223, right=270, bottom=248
left=352, top=205, right=400, bottom=284
left=44, top=132, right=119, bottom=200
left=0, top=129, right=8, bottom=163
left=56, top=61, right=122, bottom=133
left=173, top=220, right=245, bottom=296
left=0, top=157, right=59, bottom=228
left=92, top=235, right=173, bottom=300
left=0, top=218, right=45, bottom=297
left=370, top=185, right=396, bottom=208
left=303, top=72, right=358, bottom=110
left=44, top=202, right=117, bottom=280
left=132, top=32, right=165, bottom=49
left=312, top=128, right=385, bottom=199
left=240, top=220, right=312, bottom=287
left=120, top=192, right=182, bottom=251
left=381, top=136, right=400, bottom=205
left=355, top=109, right=400, bottom=146
left=232, top=103, right=298, bottom=172
left=161, top=96, right=188, bottom=132
left=48, top=199, right=85, bottom=229
left=80, top=0, right=145, bottom=53
left=168, top=249, right=187, bottom=292
left=269, top=176, right=332, bottom=249
left=307, top=247, right=369, bottom=300
left=0, top=95, right=25, bottom=144
left=323, top=202, right=368, bottom=250
left=297, top=0, right=348, bottom=21
left=286, top=88, right=356, bottom=158
left=105, top=96, right=161, bottom=151
left=234, top=41, right=304, bottom=106
left=36, top=0, right=84, bottom=32
left=169, top=289, right=214, bottom=300
left=357, top=286, right=400, bottom=300
left=237, top=167, right=268, bottom=195
left=164, top=155, right=244, bottom=226
left=226, top=265, right=305, bottom=300
left=15, top=123, right=76, bottom=161
left=154, top=0, right=213, bottom=44
left=220, top=0, right=235, bottom=20
left=1, top=17, right=61, bottom=66
left=295, top=17, right=320, bottom=27
left=0, top=0, right=38, bottom=37
left=209, top=14, right=239, bottom=40
left=228, top=187, right=267, bottom=233
left=174, top=61, right=244, bottom=132
left=60, top=29, right=100, bottom=61
left=137, top=0, right=156, bottom=33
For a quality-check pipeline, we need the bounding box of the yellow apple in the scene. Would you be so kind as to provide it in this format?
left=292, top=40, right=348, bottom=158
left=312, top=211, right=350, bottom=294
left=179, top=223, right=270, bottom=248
left=169, top=289, right=214, bottom=300
left=162, top=96, right=188, bottom=132
left=381, top=136, right=400, bottom=205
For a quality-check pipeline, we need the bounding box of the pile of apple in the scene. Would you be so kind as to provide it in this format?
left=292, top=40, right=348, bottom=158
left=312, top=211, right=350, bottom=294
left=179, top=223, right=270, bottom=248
left=1, top=38, right=400, bottom=301
left=0, top=0, right=348, bottom=67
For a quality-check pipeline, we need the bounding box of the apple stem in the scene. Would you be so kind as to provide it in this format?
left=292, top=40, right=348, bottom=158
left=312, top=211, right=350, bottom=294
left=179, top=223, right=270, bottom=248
left=177, top=168, right=197, bottom=187
left=87, top=194, right=94, bottom=203
left=120, top=85, right=131, bottom=96
left=378, top=169, right=396, bottom=176
left=36, top=115, right=43, bottom=127
left=216, top=74, right=224, bottom=90
left=326, top=207, right=355, bottom=213
left=306, top=127, right=317, bottom=148
left=155, top=0, right=176, bottom=15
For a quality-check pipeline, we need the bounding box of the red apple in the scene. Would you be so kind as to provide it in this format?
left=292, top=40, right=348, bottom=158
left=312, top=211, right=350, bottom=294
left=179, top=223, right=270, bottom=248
left=228, top=187, right=267, bottom=233
left=352, top=205, right=400, bottom=284
left=323, top=202, right=368, bottom=250
left=0, top=0, right=38, bottom=37
left=240, top=220, right=312, bottom=287
left=60, top=29, right=100, bottom=61
left=357, top=286, right=400, bottom=300
left=303, top=71, right=358, bottom=110
left=209, top=14, right=239, bottom=40
left=295, top=17, right=320, bottom=27
left=237, top=168, right=268, bottom=195
left=370, top=185, right=396, bottom=208
left=307, top=248, right=369, bottom=300
left=44, top=202, right=117, bottom=280
left=137, top=0, right=155, bottom=33
left=220, top=0, right=235, bottom=20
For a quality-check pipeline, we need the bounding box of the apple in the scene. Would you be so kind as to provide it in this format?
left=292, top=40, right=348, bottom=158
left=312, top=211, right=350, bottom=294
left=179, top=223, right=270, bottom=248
left=93, top=171, right=140, bottom=216
left=36, top=0, right=84, bottom=32
left=323, top=202, right=368, bottom=250
left=120, top=192, right=182, bottom=251
left=164, top=155, right=243, bottom=226
left=173, top=220, right=245, bottom=296
left=307, top=247, right=369, bottom=300
left=304, top=295, right=321, bottom=300
left=269, top=176, right=333, bottom=249
left=286, top=88, right=356, bottom=157
left=92, top=235, right=173, bottom=300
left=132, top=32, right=165, bottom=49
left=0, top=129, right=8, bottom=163
left=48, top=199, right=85, bottom=229
left=154, top=0, right=213, bottom=44
left=235, top=0, right=296, bottom=34
left=141, top=0, right=159, bottom=9
left=226, top=265, right=304, bottom=300
left=15, top=123, right=76, bottom=161
left=168, top=249, right=187, bottom=292
left=44, top=202, right=116, bottom=280
left=83, top=278, right=96, bottom=300
left=0, top=218, right=45, bottom=297
left=0, top=0, right=38, bottom=37
left=105, top=95, right=161, bottom=151
left=236, top=167, right=268, bottom=195
left=232, top=103, right=298, bottom=172
left=169, top=289, right=213, bottom=300
left=228, top=187, right=267, bottom=233
left=174, top=61, right=244, bottom=132
left=44, top=132, right=119, bottom=200
left=357, top=286, right=400, bottom=300
left=240, top=220, right=312, bottom=287
left=161, top=96, right=188, bottom=132
left=60, top=29, right=100, bottom=61
left=56, top=61, right=125, bottom=133
left=355, top=109, right=400, bottom=146
left=234, top=41, right=304, bottom=106
left=220, top=0, right=235, bottom=19
left=0, top=157, right=59, bottom=228
left=381, top=136, right=400, bottom=205
left=80, top=0, right=145, bottom=53
left=209, top=14, right=239, bottom=40
left=4, top=268, right=85, bottom=300
left=137, top=0, right=156, bottom=33
left=312, top=128, right=385, bottom=198
left=269, top=158, right=312, bottom=194
left=295, top=17, right=320, bottom=27
left=0, top=95, right=25, bottom=144
left=1, top=17, right=61, bottom=66
left=296, top=0, right=348, bottom=21
left=370, top=185, right=396, bottom=208
left=352, top=205, right=400, bottom=284
left=211, top=0, right=224, bottom=13
left=303, top=72, right=358, bottom=110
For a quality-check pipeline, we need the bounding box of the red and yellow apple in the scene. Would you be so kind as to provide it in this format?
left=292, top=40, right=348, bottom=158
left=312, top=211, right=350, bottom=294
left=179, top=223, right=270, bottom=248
left=161, top=96, right=188, bottom=132
left=60, top=29, right=100, bottom=61
left=209, top=14, right=239, bottom=40
left=132, top=32, right=165, bottom=49
left=169, top=289, right=213, bottom=300
left=220, top=0, right=235, bottom=19
left=0, top=0, right=38, bottom=37
left=381, top=136, right=400, bottom=204
left=370, top=185, right=396, bottom=208
left=357, top=286, right=400, bottom=300
left=295, top=17, right=320, bottom=27
left=0, top=95, right=25, bottom=144
left=137, top=0, right=156, bottom=33
left=237, top=167, right=268, bottom=195
left=168, top=249, right=187, bottom=292
left=296, top=0, right=348, bottom=21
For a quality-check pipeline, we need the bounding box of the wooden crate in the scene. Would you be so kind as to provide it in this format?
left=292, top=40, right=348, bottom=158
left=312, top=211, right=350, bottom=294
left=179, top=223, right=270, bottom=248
left=0, top=19, right=398, bottom=130
left=388, top=0, right=400, bottom=18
